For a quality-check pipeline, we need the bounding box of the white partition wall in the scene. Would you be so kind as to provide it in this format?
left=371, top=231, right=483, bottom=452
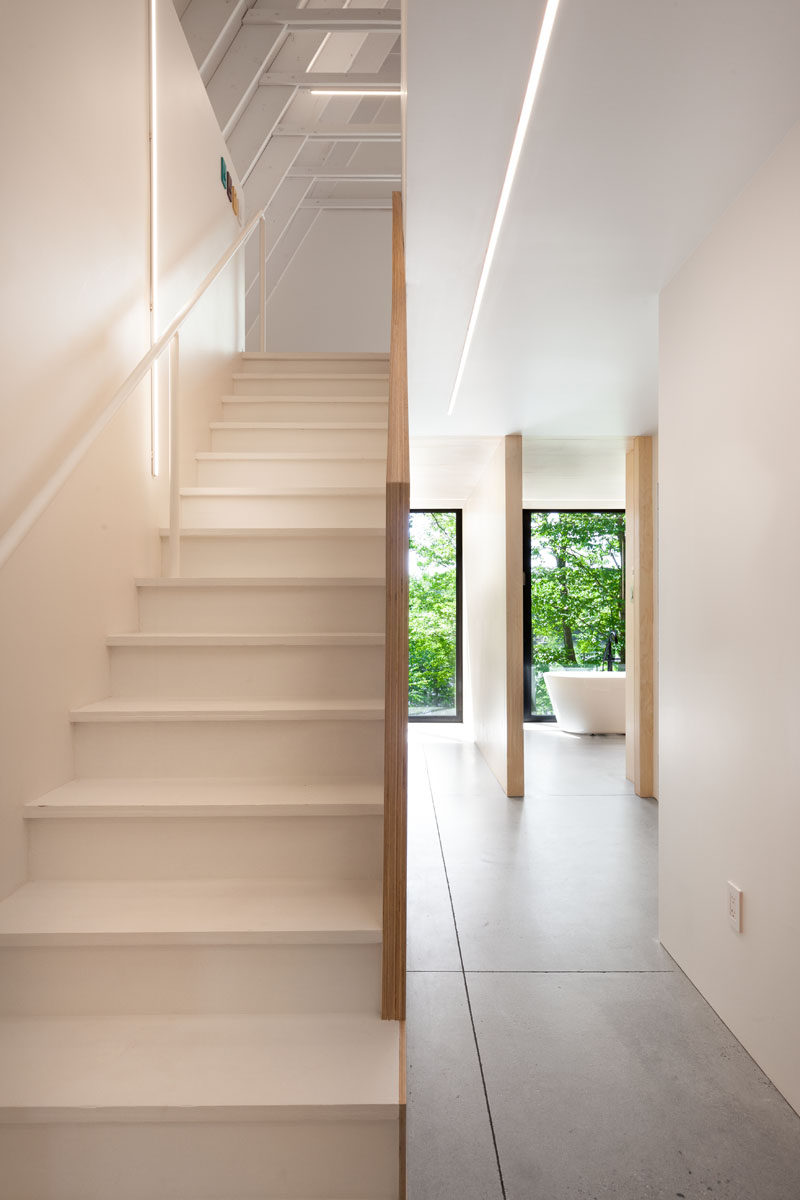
left=659, top=120, right=800, bottom=1113
left=464, top=434, right=524, bottom=797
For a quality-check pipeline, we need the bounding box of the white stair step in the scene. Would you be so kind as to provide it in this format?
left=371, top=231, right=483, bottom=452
left=27, top=811, right=381, bottom=882
left=195, top=451, right=386, bottom=488
left=232, top=372, right=388, bottom=397
left=210, top=421, right=388, bottom=454
left=72, top=708, right=384, bottom=778
left=107, top=635, right=384, bottom=702
left=0, top=878, right=380, bottom=946
left=0, top=1118, right=400, bottom=1200
left=136, top=577, right=385, bottom=633
left=159, top=528, right=385, bottom=577
left=0, top=1010, right=400, bottom=1117
left=24, top=778, right=384, bottom=818
left=240, top=351, right=390, bottom=375
left=179, top=486, right=385, bottom=529
left=221, top=395, right=389, bottom=422
left=0, top=942, right=381, bottom=1017
left=71, top=698, right=384, bottom=722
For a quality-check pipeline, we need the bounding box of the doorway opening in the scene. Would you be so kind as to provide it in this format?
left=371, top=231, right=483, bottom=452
left=523, top=509, right=626, bottom=722
left=408, top=509, right=463, bottom=722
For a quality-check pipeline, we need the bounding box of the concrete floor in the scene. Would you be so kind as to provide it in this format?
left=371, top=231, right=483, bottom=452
left=406, top=725, right=800, bottom=1200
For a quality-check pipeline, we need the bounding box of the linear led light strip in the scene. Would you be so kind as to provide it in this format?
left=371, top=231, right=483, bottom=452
left=149, top=0, right=160, bottom=476
left=447, top=0, right=562, bottom=417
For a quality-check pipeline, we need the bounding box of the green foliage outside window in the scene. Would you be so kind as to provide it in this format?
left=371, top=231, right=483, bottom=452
left=529, top=511, right=626, bottom=715
left=408, top=511, right=458, bottom=717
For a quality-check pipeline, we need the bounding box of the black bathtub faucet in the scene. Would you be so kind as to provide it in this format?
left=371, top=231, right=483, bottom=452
left=602, top=631, right=619, bottom=672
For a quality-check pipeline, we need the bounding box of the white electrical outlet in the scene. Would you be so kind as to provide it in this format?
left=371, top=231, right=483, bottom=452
left=727, top=882, right=743, bottom=933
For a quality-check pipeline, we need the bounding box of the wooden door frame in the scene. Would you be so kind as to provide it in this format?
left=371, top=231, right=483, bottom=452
left=625, top=436, right=656, bottom=798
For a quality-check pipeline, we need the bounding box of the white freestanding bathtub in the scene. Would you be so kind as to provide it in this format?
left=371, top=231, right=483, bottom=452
left=543, top=670, right=626, bottom=734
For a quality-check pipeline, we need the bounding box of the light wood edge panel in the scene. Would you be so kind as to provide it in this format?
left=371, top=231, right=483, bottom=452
left=387, top=192, right=409, bottom=487
left=504, top=434, right=525, bottom=797
left=398, top=1020, right=407, bottom=1200
left=382, top=190, right=409, bottom=1022
left=625, top=449, right=635, bottom=782
left=628, top=437, right=655, bottom=798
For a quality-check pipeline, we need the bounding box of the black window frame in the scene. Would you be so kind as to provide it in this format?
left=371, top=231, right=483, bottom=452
left=523, top=507, right=626, bottom=723
left=408, top=507, right=463, bottom=724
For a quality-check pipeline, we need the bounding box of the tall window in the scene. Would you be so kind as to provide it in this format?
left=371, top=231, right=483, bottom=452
left=408, top=509, right=463, bottom=721
left=523, top=510, right=626, bottom=721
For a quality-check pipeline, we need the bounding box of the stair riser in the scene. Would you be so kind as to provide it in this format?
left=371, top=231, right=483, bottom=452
left=160, top=533, right=385, bottom=578
left=233, top=375, right=388, bottom=396
left=180, top=492, right=385, bottom=529
left=211, top=426, right=388, bottom=454
left=0, top=944, right=381, bottom=1016
left=109, top=644, right=385, bottom=701
left=28, top=815, right=382, bottom=882
left=240, top=354, right=389, bottom=376
left=137, top=584, right=385, bottom=634
left=0, top=1118, right=399, bottom=1200
left=196, top=455, right=386, bottom=487
left=73, top=719, right=384, bottom=779
left=223, top=398, right=388, bottom=422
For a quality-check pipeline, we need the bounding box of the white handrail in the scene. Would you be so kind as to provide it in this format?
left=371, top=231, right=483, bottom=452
left=0, top=205, right=268, bottom=571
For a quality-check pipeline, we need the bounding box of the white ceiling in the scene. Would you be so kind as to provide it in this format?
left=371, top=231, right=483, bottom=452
left=410, top=435, right=627, bottom=508
left=405, top=0, right=800, bottom=439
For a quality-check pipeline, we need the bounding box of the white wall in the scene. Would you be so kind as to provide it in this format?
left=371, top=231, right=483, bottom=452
left=522, top=438, right=627, bottom=510
left=464, top=436, right=524, bottom=796
left=263, top=211, right=391, bottom=352
left=0, top=0, right=242, bottom=899
left=659, top=121, right=800, bottom=1113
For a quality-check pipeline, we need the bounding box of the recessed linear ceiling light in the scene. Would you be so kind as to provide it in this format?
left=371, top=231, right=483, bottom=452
left=447, top=0, right=562, bottom=417
left=310, top=89, right=402, bottom=97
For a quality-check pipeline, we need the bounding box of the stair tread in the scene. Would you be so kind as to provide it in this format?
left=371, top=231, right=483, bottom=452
left=157, top=527, right=385, bottom=539
left=136, top=576, right=385, bottom=588
left=24, top=778, right=384, bottom=818
left=180, top=486, right=384, bottom=497
left=209, top=421, right=387, bottom=430
left=107, top=633, right=385, bottom=647
left=241, top=352, right=389, bottom=361
left=0, top=878, right=381, bottom=944
left=222, top=393, right=389, bottom=402
left=0, top=1010, right=399, bottom=1117
left=232, top=372, right=389, bottom=381
left=71, top=698, right=384, bottom=722
left=196, top=451, right=386, bottom=461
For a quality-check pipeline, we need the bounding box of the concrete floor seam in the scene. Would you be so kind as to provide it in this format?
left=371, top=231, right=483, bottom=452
left=423, top=745, right=508, bottom=1200
left=409, top=968, right=675, bottom=975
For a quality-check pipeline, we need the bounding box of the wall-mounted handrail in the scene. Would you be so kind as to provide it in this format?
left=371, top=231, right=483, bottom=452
left=0, top=205, right=268, bottom=572
left=382, top=190, right=409, bottom=1022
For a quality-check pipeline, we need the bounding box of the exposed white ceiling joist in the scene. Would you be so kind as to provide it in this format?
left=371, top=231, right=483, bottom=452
left=288, top=171, right=400, bottom=181
left=244, top=8, right=401, bottom=32
left=244, top=136, right=307, bottom=214
left=181, top=0, right=253, bottom=85
left=227, top=85, right=297, bottom=182
left=181, top=0, right=400, bottom=350
left=207, top=21, right=287, bottom=138
left=300, top=197, right=392, bottom=209
left=259, top=71, right=399, bottom=89
left=272, top=124, right=400, bottom=141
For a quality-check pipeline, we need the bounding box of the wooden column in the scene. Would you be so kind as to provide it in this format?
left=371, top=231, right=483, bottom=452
left=382, top=192, right=409, bottom=1022
left=625, top=436, right=655, bottom=798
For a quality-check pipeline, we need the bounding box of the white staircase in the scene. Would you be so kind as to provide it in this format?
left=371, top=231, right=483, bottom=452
left=0, top=352, right=402, bottom=1200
